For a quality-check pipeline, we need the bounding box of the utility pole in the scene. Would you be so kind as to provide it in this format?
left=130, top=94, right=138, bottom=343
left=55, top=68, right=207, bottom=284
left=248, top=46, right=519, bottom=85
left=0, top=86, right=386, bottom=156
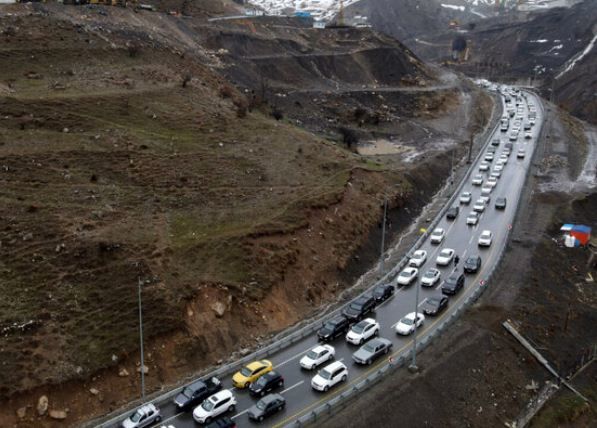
left=409, top=281, right=420, bottom=372
left=138, top=276, right=146, bottom=401
left=379, top=196, right=388, bottom=276
left=467, top=136, right=474, bottom=164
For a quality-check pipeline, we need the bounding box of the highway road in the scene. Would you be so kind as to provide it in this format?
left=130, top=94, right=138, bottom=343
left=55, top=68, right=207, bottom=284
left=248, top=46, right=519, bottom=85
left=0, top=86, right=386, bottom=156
left=104, top=88, right=543, bottom=428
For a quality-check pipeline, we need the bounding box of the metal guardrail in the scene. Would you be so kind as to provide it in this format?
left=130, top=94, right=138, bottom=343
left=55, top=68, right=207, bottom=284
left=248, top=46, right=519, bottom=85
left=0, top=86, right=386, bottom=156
left=287, top=90, right=544, bottom=427
left=93, top=90, right=505, bottom=428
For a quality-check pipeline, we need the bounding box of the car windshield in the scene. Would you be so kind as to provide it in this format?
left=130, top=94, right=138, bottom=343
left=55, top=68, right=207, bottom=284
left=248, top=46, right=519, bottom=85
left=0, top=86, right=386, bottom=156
left=467, top=258, right=476, bottom=264
left=349, top=302, right=363, bottom=311
left=432, top=230, right=442, bottom=236
left=130, top=410, right=143, bottom=423
left=401, top=317, right=414, bottom=326
left=201, top=399, right=215, bottom=411
left=240, top=367, right=253, bottom=377
left=319, top=369, right=332, bottom=380
left=427, top=298, right=439, bottom=307
left=424, top=270, right=436, bottom=278
left=306, top=349, right=320, bottom=360
left=440, top=250, right=451, bottom=257
left=182, top=387, right=194, bottom=398
left=256, top=400, right=267, bottom=410
left=399, top=271, right=411, bottom=277
left=255, top=376, right=267, bottom=387
left=352, top=322, right=368, bottom=334
left=363, top=343, right=376, bottom=352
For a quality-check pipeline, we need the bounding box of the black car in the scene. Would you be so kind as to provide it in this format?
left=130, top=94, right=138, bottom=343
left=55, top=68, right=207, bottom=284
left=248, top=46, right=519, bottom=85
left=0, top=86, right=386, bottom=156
left=247, top=393, right=286, bottom=422
left=491, top=138, right=500, bottom=146
left=318, top=316, right=350, bottom=341
left=463, top=255, right=482, bottom=274
left=372, top=284, right=395, bottom=303
left=205, top=417, right=236, bottom=428
left=173, top=377, right=222, bottom=411
left=442, top=272, right=465, bottom=295
left=342, top=295, right=376, bottom=322
left=495, top=197, right=507, bottom=210
left=249, top=371, right=284, bottom=397
left=422, top=296, right=449, bottom=316
left=446, top=206, right=459, bottom=220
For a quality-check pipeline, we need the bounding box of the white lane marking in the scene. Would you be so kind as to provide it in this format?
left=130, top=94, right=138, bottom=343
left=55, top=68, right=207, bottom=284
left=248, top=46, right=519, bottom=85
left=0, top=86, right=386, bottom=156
left=158, top=413, right=180, bottom=425
left=277, top=349, right=308, bottom=368
left=461, top=249, right=468, bottom=260
left=281, top=380, right=304, bottom=394
left=232, top=408, right=250, bottom=420
left=469, top=234, right=475, bottom=244
left=435, top=280, right=444, bottom=291
left=418, top=298, right=428, bottom=307
left=228, top=387, right=237, bottom=392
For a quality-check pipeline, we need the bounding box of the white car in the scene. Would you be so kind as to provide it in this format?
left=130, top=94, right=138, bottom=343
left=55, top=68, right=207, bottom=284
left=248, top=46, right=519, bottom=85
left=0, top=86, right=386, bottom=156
left=300, top=345, right=335, bottom=370
left=478, top=230, right=493, bottom=247
left=473, top=199, right=486, bottom=212
left=436, top=248, right=455, bottom=266
left=346, top=318, right=380, bottom=345
left=502, top=148, right=511, bottom=157
left=509, top=131, right=518, bottom=141
left=499, top=155, right=508, bottom=164
left=395, top=312, right=425, bottom=335
left=479, top=195, right=491, bottom=204
left=481, top=185, right=492, bottom=196
left=460, top=191, right=472, bottom=204
left=493, top=164, right=504, bottom=173
left=524, top=130, right=532, bottom=139
left=430, top=228, right=445, bottom=244
left=396, top=267, right=419, bottom=285
left=193, top=390, right=236, bottom=424
left=487, top=177, right=498, bottom=188
left=421, top=268, right=441, bottom=287
left=479, top=162, right=490, bottom=171
left=484, top=153, right=494, bottom=162
left=311, top=361, right=348, bottom=392
left=472, top=174, right=484, bottom=186
left=466, top=211, right=479, bottom=225
left=517, top=149, right=526, bottom=159
left=408, top=250, right=427, bottom=267
left=122, top=404, right=162, bottom=428
left=490, top=171, right=501, bottom=179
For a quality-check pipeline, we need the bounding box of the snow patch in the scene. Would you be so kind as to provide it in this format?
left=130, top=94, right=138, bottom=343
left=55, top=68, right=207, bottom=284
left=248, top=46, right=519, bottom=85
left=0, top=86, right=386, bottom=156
left=556, top=33, right=597, bottom=79
left=441, top=4, right=466, bottom=11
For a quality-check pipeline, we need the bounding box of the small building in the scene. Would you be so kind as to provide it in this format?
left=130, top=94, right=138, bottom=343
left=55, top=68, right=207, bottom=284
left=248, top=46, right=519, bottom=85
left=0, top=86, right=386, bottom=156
left=561, top=224, right=592, bottom=247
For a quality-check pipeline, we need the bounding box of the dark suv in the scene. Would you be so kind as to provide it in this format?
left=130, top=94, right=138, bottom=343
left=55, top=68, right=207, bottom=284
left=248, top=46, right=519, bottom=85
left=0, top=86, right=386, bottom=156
left=442, top=272, right=465, bottom=295
left=173, top=377, right=222, bottom=411
left=372, top=284, right=395, bottom=303
left=446, top=206, right=459, bottom=220
left=205, top=418, right=236, bottom=428
left=318, top=316, right=350, bottom=341
left=342, top=295, right=376, bottom=322
left=464, top=255, right=482, bottom=273
left=495, top=197, right=507, bottom=210
left=249, top=371, right=284, bottom=397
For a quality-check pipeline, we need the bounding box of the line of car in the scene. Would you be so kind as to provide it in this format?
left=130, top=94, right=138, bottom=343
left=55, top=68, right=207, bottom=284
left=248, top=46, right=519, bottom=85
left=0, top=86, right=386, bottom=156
left=120, top=89, right=534, bottom=428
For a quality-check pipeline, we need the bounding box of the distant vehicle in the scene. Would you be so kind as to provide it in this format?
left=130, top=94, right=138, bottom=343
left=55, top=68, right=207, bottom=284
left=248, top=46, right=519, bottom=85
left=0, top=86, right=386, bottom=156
left=490, top=170, right=501, bottom=179
left=517, top=149, right=526, bottom=159
left=249, top=371, right=284, bottom=397
left=493, top=164, right=504, bottom=173
left=479, top=195, right=491, bottom=205
left=173, top=377, right=222, bottom=411
left=342, top=295, right=376, bottom=322
left=524, top=122, right=532, bottom=131
left=421, top=268, right=441, bottom=287
left=311, top=361, right=348, bottom=392
left=505, top=142, right=514, bottom=150
left=436, top=248, right=455, bottom=266
left=481, top=185, right=493, bottom=196
left=205, top=417, right=236, bottom=428
left=460, top=192, right=472, bottom=205
left=466, top=211, right=479, bottom=226
left=430, top=227, right=446, bottom=244
left=395, top=312, right=425, bottom=335
left=495, top=197, right=507, bottom=210
left=473, top=199, right=486, bottom=212
left=446, top=206, right=460, bottom=219
left=422, top=295, right=449, bottom=316
left=463, top=255, right=482, bottom=274
left=372, top=283, right=395, bottom=303
left=346, top=318, right=380, bottom=345
left=121, top=403, right=161, bottom=428
left=318, top=316, right=350, bottom=342
left=300, top=344, right=335, bottom=370
left=247, top=394, right=285, bottom=422
left=193, top=390, right=237, bottom=424
left=509, top=130, right=518, bottom=141
left=491, top=138, right=501, bottom=147
left=397, top=267, right=419, bottom=286
left=408, top=250, right=428, bottom=267
left=487, top=177, right=498, bottom=188
left=499, top=154, right=509, bottom=163
left=352, top=337, right=393, bottom=365
left=472, top=174, right=484, bottom=186
left=479, top=162, right=490, bottom=172
left=478, top=230, right=493, bottom=247
left=484, top=153, right=494, bottom=162
left=487, top=146, right=497, bottom=154
left=442, top=272, right=465, bottom=295
left=232, top=360, right=273, bottom=389
left=524, top=130, right=532, bottom=139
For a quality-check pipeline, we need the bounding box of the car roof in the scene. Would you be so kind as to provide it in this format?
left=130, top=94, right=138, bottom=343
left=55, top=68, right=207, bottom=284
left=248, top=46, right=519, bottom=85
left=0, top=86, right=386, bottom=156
left=261, top=393, right=284, bottom=403
left=328, top=315, right=346, bottom=324
left=311, top=344, right=331, bottom=353
left=481, top=230, right=491, bottom=235
left=262, top=370, right=281, bottom=380
left=323, top=361, right=346, bottom=371
left=210, top=389, right=232, bottom=401
left=246, top=360, right=268, bottom=370
left=354, top=295, right=371, bottom=304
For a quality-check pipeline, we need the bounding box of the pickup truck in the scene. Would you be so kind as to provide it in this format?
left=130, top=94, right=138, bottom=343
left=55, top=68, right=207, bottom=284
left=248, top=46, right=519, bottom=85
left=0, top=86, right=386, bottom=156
left=173, top=377, right=222, bottom=411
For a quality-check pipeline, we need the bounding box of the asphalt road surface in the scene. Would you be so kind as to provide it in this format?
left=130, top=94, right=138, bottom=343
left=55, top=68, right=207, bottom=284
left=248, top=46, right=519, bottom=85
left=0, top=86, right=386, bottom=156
left=110, top=89, right=542, bottom=428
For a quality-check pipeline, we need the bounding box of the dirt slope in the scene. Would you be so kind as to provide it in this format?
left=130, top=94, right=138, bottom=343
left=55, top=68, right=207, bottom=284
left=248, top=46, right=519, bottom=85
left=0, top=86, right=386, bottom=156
left=0, top=3, right=497, bottom=426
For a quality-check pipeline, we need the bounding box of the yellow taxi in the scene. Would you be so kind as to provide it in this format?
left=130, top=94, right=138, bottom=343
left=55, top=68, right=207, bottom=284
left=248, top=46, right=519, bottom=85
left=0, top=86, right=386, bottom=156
left=232, top=360, right=273, bottom=388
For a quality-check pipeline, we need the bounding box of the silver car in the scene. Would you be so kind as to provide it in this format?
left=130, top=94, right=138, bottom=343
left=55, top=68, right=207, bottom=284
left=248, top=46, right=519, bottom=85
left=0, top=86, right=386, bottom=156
left=121, top=403, right=161, bottom=428
left=352, top=338, right=393, bottom=365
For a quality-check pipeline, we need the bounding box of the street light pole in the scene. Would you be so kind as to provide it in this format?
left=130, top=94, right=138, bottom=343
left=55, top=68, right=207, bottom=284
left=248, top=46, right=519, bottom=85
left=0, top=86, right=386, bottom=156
left=409, top=281, right=420, bottom=372
left=379, top=196, right=387, bottom=276
left=138, top=276, right=146, bottom=401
